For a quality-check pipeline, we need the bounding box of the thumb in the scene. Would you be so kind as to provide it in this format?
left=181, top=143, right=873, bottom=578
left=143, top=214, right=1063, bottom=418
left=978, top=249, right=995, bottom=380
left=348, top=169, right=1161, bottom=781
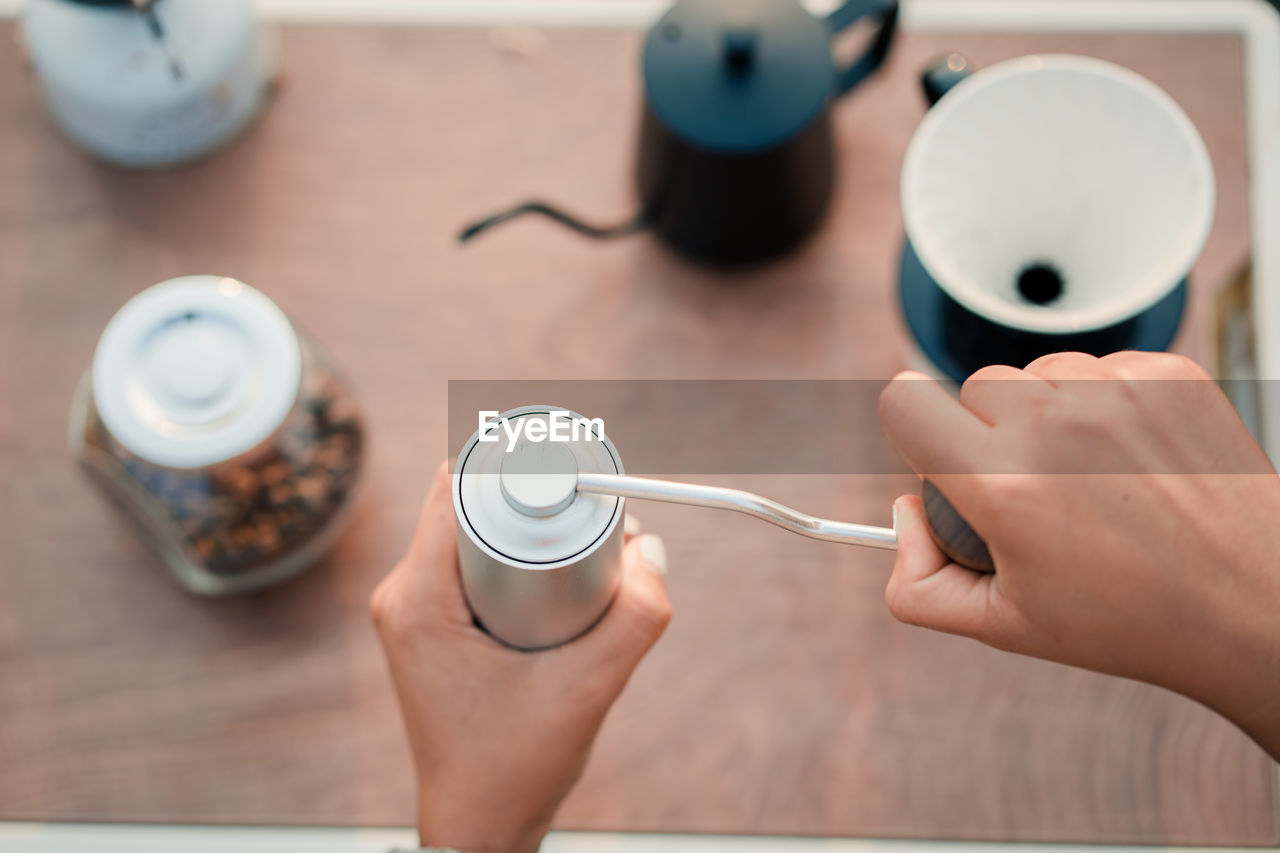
left=886, top=495, right=1007, bottom=643
left=570, top=534, right=672, bottom=677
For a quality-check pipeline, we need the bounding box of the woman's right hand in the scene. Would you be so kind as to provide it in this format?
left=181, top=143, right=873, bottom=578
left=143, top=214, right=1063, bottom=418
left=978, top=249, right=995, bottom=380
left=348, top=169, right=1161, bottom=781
left=879, top=351, right=1280, bottom=759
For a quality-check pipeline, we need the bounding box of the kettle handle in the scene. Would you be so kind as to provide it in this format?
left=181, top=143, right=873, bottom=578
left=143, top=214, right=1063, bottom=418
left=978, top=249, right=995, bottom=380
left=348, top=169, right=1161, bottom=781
left=921, top=52, right=976, bottom=106
left=826, top=0, right=900, bottom=96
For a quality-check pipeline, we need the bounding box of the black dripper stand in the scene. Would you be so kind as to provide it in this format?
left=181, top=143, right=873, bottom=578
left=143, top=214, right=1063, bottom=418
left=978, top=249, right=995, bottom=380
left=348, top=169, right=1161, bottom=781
left=457, top=0, right=898, bottom=267
left=897, top=52, right=1207, bottom=381
left=898, top=242, right=1187, bottom=382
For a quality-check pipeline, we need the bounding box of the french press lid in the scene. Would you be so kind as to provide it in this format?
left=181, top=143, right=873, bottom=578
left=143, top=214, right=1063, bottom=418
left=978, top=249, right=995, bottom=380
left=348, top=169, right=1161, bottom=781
left=643, top=0, right=840, bottom=153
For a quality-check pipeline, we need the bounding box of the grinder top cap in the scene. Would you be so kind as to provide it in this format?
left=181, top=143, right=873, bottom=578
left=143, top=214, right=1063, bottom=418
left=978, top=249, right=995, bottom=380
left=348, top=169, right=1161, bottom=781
left=500, top=441, right=579, bottom=518
left=455, top=409, right=623, bottom=567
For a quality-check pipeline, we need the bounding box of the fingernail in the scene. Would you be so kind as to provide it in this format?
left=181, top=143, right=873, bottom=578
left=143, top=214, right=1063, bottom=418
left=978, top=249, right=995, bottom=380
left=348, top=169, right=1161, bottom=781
left=637, top=534, right=667, bottom=576
left=624, top=513, right=643, bottom=537
left=892, top=500, right=899, bottom=535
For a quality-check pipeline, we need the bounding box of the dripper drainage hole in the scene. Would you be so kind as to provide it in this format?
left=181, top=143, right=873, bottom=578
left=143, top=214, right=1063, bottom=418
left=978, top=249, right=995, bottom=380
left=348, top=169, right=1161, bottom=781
left=1017, top=263, right=1065, bottom=306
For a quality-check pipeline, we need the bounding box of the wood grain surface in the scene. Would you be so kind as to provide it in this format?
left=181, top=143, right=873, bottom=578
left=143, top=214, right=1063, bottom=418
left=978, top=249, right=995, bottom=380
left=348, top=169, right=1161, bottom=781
left=1, top=22, right=1276, bottom=844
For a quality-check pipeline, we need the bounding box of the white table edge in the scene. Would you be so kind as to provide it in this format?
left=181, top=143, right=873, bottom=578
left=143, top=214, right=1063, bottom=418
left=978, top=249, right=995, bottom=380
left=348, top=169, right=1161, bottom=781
left=1, top=822, right=1278, bottom=852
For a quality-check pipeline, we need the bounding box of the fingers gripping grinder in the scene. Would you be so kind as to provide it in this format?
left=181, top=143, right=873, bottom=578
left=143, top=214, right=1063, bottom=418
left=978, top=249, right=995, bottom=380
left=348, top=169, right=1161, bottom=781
left=455, top=406, right=990, bottom=651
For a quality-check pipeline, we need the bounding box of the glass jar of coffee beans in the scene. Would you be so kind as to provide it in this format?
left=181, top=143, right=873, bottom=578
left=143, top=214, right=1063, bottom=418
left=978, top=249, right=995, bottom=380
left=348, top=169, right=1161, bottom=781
left=69, top=276, right=364, bottom=595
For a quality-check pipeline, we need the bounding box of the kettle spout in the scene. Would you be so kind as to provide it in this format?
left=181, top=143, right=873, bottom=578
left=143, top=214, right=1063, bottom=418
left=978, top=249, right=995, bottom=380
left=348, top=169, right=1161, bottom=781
left=458, top=201, right=649, bottom=244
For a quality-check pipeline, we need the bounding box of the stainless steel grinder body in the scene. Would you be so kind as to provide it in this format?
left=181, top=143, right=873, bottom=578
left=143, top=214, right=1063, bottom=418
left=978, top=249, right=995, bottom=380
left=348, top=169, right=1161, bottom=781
left=452, top=406, right=626, bottom=650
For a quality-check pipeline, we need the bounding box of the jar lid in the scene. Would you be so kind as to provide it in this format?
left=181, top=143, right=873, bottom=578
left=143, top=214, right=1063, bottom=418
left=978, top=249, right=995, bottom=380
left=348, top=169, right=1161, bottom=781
left=91, top=276, right=302, bottom=469
left=454, top=408, right=624, bottom=567
left=643, top=0, right=835, bottom=153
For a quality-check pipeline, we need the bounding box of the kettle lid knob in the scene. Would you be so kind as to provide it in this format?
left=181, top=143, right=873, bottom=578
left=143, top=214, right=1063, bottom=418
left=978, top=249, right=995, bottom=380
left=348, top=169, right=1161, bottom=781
left=723, top=27, right=757, bottom=74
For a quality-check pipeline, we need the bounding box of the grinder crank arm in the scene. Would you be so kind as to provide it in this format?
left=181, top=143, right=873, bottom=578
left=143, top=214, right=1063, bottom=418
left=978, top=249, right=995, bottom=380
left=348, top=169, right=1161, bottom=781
left=575, top=472, right=994, bottom=573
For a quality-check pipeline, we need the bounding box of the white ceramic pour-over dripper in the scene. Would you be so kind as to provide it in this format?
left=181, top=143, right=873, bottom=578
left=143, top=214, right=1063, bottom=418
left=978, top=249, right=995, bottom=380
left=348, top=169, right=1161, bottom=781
left=901, top=54, right=1215, bottom=335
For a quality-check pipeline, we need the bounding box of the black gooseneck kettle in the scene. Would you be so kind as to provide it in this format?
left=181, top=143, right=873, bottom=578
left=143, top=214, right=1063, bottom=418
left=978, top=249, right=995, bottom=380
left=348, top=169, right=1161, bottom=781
left=461, top=0, right=899, bottom=266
